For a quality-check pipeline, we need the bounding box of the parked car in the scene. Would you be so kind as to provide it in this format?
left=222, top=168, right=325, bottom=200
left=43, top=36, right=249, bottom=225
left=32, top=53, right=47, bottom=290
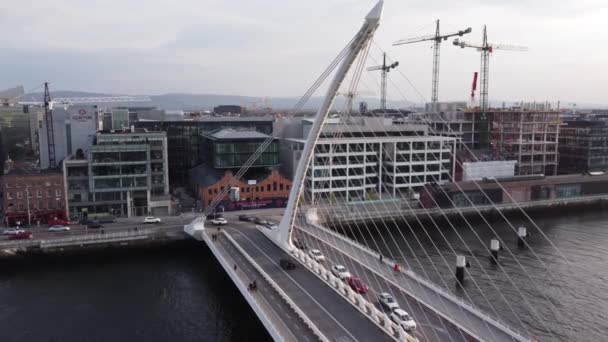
left=308, top=249, right=325, bottom=262
left=87, top=222, right=103, bottom=229
left=211, top=217, right=228, bottom=225
left=9, top=231, right=33, bottom=240
left=238, top=215, right=253, bottom=222
left=265, top=221, right=279, bottom=230
left=390, top=308, right=417, bottom=331
left=48, top=218, right=70, bottom=226
left=378, top=292, right=399, bottom=311
left=143, top=217, right=161, bottom=224
left=347, top=276, right=369, bottom=294
left=279, top=258, right=297, bottom=270
left=293, top=238, right=307, bottom=250
left=48, top=225, right=70, bottom=232
left=3, top=228, right=25, bottom=235
left=331, top=265, right=351, bottom=280
left=254, top=217, right=267, bottom=225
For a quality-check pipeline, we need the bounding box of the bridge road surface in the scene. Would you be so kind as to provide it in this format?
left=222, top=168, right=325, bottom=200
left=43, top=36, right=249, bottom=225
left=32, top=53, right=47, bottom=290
left=295, top=223, right=525, bottom=342
left=214, top=232, right=316, bottom=342
left=224, top=222, right=394, bottom=342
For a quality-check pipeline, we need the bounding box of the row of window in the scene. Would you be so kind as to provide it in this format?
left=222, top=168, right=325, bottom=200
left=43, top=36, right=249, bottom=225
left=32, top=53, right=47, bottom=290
left=5, top=181, right=59, bottom=188
left=207, top=182, right=290, bottom=196
left=6, top=190, right=62, bottom=199
left=10, top=200, right=63, bottom=211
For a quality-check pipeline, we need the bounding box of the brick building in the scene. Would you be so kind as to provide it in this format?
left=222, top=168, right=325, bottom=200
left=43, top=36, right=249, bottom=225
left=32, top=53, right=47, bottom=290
left=2, top=166, right=67, bottom=226
left=193, top=167, right=291, bottom=211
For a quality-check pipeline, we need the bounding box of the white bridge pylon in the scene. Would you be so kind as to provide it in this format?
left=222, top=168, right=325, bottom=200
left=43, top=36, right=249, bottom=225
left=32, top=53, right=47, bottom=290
left=270, top=1, right=385, bottom=250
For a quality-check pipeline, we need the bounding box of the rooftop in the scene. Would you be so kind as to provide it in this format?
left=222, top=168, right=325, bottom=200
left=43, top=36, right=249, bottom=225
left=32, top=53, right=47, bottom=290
left=207, top=129, right=272, bottom=140
left=442, top=173, right=608, bottom=192
left=3, top=161, right=61, bottom=177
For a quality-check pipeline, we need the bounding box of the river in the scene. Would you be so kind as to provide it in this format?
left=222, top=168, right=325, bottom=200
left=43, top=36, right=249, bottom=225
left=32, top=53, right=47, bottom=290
left=0, top=241, right=271, bottom=342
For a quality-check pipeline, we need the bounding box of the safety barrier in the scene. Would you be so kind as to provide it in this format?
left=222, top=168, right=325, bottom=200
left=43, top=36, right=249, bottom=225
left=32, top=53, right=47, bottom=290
left=221, top=231, right=330, bottom=342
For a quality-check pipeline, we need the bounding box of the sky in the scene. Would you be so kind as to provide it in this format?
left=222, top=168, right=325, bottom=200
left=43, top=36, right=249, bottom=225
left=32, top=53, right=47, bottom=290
left=0, top=0, right=607, bottom=106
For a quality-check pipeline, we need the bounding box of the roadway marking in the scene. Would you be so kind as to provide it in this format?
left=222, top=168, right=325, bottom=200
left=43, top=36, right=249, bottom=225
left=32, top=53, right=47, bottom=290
left=226, top=227, right=362, bottom=342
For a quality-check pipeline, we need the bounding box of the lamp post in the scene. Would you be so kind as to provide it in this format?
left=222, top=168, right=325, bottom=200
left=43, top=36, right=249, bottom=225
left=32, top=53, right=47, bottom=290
left=25, top=189, right=31, bottom=226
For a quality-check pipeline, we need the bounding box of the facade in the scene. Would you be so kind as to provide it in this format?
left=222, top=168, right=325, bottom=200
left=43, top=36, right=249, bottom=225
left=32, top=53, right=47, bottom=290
left=0, top=105, right=39, bottom=162
left=559, top=120, right=608, bottom=174
left=2, top=168, right=67, bottom=226
left=214, top=105, right=243, bottom=115
left=280, top=116, right=457, bottom=203
left=408, top=110, right=489, bottom=150
left=134, top=117, right=274, bottom=185
left=200, top=129, right=279, bottom=169
left=111, top=108, right=129, bottom=131
left=490, top=109, right=560, bottom=176
left=63, top=130, right=171, bottom=218
left=39, top=105, right=99, bottom=169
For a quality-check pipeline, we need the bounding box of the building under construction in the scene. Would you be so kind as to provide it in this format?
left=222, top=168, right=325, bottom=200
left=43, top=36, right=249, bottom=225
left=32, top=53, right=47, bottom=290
left=490, top=108, right=560, bottom=176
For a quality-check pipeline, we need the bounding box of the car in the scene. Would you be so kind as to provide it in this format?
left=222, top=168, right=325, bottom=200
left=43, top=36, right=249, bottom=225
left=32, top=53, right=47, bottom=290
left=9, top=231, right=33, bottom=240
left=390, top=308, right=417, bottom=331
left=331, top=265, right=352, bottom=280
left=238, top=215, right=253, bottom=222
left=3, top=228, right=25, bottom=235
left=347, top=276, right=369, bottom=294
left=211, top=217, right=228, bottom=225
left=293, top=238, right=307, bottom=250
left=265, top=221, right=279, bottom=230
left=87, top=222, right=103, bottom=229
left=378, top=292, right=399, bottom=311
left=308, top=249, right=325, bottom=262
left=143, top=217, right=161, bottom=224
left=279, top=258, right=297, bottom=270
left=48, top=225, right=70, bottom=232
left=254, top=217, right=267, bottom=225
left=48, top=218, right=70, bottom=226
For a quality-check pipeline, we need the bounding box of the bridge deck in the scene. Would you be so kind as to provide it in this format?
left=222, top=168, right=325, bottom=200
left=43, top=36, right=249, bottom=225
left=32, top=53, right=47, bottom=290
left=296, top=222, right=528, bottom=342
left=225, top=222, right=393, bottom=342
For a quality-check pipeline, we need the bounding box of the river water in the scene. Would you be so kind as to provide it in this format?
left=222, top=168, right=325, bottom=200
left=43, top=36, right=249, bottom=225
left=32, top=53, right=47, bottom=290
left=344, top=208, right=608, bottom=342
left=0, top=242, right=271, bottom=342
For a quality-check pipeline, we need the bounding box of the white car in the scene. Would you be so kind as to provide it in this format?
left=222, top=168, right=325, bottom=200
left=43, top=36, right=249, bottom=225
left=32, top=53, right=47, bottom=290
left=143, top=217, right=161, bottom=224
left=211, top=218, right=228, bottom=225
left=390, top=308, right=417, bottom=331
left=48, top=225, right=70, bottom=232
left=378, top=292, right=399, bottom=311
left=265, top=221, right=278, bottom=230
left=3, top=228, right=25, bottom=235
left=331, top=265, right=351, bottom=280
left=308, top=249, right=325, bottom=262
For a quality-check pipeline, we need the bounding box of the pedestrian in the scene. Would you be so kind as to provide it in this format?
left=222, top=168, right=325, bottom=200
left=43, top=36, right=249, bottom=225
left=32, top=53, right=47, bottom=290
left=253, top=280, right=257, bottom=290
left=379, top=255, right=383, bottom=263
left=234, top=264, right=237, bottom=271
left=393, top=263, right=400, bottom=272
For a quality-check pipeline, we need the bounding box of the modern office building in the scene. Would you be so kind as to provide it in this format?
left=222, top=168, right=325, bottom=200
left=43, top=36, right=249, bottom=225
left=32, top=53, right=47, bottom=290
left=191, top=128, right=290, bottom=211
left=559, top=120, right=608, bottom=174
left=280, top=116, right=457, bottom=202
left=134, top=117, right=274, bottom=185
left=408, top=110, right=489, bottom=150
left=490, top=109, right=560, bottom=176
left=38, top=105, right=99, bottom=169
left=2, top=164, right=67, bottom=226
left=63, top=130, right=171, bottom=218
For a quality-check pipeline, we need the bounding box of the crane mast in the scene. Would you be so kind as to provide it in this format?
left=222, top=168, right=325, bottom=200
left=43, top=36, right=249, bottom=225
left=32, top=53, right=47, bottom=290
left=367, top=53, right=398, bottom=110
left=43, top=82, right=57, bottom=168
left=394, top=19, right=471, bottom=111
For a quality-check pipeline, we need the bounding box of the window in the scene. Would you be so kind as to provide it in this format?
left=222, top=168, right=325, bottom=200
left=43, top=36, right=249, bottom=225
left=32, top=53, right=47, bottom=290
left=208, top=189, right=212, bottom=195
left=267, top=184, right=271, bottom=191
left=17, top=192, right=22, bottom=199
left=5, top=183, right=11, bottom=188
left=286, top=185, right=290, bottom=190
left=47, top=190, right=52, bottom=197
left=6, top=191, right=12, bottom=199
left=16, top=183, right=21, bottom=188
left=27, top=191, right=32, bottom=198
left=45, top=181, right=51, bottom=187
left=214, top=189, right=218, bottom=194
left=273, top=182, right=277, bottom=191
left=279, top=183, right=284, bottom=191
left=37, top=190, right=42, bottom=198
left=56, top=189, right=61, bottom=197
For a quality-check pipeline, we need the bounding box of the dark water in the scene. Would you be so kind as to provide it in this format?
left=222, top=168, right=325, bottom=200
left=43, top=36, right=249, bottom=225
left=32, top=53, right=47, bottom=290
left=344, top=209, right=608, bottom=342
left=0, top=242, right=271, bottom=342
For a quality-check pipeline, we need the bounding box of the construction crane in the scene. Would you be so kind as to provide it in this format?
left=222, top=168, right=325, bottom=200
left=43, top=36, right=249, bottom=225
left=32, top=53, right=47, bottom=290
left=367, top=53, right=398, bottom=110
left=393, top=20, right=471, bottom=110
left=19, top=83, right=150, bottom=168
left=470, top=71, right=478, bottom=105
left=453, top=25, right=527, bottom=111
left=337, top=90, right=375, bottom=116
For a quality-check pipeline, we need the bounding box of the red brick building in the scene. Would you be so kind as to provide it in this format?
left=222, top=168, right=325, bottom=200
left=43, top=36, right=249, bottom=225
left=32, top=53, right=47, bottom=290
left=2, top=170, right=67, bottom=226
left=192, top=165, right=292, bottom=211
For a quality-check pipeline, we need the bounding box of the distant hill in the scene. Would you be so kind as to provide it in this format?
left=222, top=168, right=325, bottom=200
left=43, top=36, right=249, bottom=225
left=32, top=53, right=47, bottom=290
left=24, top=90, right=415, bottom=111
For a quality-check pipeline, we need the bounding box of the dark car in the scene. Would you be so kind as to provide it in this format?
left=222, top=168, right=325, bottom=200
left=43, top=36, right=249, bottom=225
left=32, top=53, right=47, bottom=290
left=87, top=222, right=103, bottom=229
left=280, top=258, right=297, bottom=270
left=9, top=231, right=33, bottom=240
left=239, top=215, right=253, bottom=222
left=254, top=217, right=267, bottom=225
left=293, top=238, right=307, bottom=250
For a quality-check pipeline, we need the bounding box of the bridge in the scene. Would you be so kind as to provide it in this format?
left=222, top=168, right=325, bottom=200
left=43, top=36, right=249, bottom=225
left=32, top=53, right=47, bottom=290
left=184, top=2, right=532, bottom=341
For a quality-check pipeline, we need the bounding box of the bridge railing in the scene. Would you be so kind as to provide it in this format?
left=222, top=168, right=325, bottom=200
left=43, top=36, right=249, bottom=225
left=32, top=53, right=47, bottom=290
left=221, top=230, right=330, bottom=342
left=304, top=221, right=529, bottom=342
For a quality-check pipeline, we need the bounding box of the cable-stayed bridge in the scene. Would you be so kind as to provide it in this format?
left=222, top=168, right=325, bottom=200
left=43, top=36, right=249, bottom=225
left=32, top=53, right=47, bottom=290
left=184, top=2, right=557, bottom=341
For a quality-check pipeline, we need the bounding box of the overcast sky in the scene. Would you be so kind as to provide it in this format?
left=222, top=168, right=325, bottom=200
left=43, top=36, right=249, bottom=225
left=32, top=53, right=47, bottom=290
left=0, top=0, right=606, bottom=105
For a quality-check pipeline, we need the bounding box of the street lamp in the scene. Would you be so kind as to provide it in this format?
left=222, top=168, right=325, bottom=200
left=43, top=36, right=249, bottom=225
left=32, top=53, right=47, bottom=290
left=25, top=189, right=31, bottom=226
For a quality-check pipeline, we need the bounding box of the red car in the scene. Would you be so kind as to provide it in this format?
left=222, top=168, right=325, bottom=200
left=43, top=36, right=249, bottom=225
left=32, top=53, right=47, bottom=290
left=9, top=231, right=33, bottom=240
left=347, top=277, right=369, bottom=294
left=48, top=219, right=70, bottom=226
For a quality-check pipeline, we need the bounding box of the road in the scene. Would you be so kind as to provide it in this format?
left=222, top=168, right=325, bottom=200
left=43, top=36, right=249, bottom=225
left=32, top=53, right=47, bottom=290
left=223, top=220, right=393, bottom=342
